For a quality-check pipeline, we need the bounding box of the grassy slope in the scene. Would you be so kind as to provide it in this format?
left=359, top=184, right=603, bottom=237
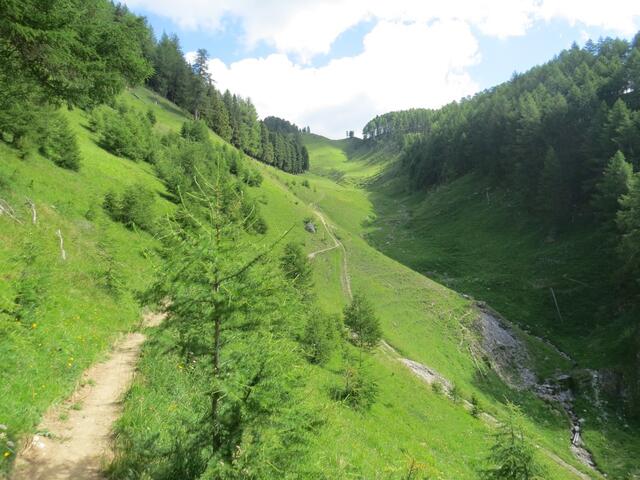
left=256, top=137, right=599, bottom=478
left=0, top=88, right=607, bottom=478
left=298, top=135, right=639, bottom=478
left=0, top=88, right=190, bottom=473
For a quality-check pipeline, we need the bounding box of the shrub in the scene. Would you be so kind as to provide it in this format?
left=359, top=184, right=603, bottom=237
left=244, top=168, right=263, bottom=187
left=93, top=104, right=157, bottom=163
left=39, top=114, right=81, bottom=170
left=481, top=402, right=546, bottom=480
left=302, top=312, right=339, bottom=365
left=471, top=394, right=482, bottom=418
left=281, top=242, right=312, bottom=289
left=96, top=247, right=124, bottom=297
left=146, top=108, right=157, bottom=125
left=302, top=179, right=310, bottom=188
left=332, top=364, right=378, bottom=410
left=180, top=120, right=209, bottom=143
left=103, top=185, right=156, bottom=231
left=344, top=294, right=381, bottom=349
left=450, top=382, right=462, bottom=404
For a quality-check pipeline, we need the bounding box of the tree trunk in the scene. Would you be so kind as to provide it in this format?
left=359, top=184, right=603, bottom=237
left=211, top=283, right=221, bottom=449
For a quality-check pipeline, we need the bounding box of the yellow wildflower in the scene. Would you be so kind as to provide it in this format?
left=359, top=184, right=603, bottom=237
left=31, top=323, right=37, bottom=329
left=3, top=451, right=10, bottom=458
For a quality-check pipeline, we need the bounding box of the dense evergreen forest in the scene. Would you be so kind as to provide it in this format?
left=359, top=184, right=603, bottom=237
left=363, top=109, right=432, bottom=143
left=146, top=39, right=309, bottom=174
left=0, top=1, right=307, bottom=176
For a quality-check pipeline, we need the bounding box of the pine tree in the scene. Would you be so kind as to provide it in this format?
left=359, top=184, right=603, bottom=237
left=481, top=403, right=546, bottom=480
left=302, top=311, right=339, bottom=365
left=280, top=242, right=312, bottom=291
left=536, top=146, right=566, bottom=225
left=40, top=114, right=81, bottom=171
left=617, top=173, right=640, bottom=283
left=192, top=48, right=211, bottom=84
left=206, top=88, right=232, bottom=141
left=606, top=99, right=637, bottom=165
left=592, top=151, right=633, bottom=227
left=513, top=93, right=544, bottom=205
left=343, top=294, right=381, bottom=349
left=260, top=122, right=274, bottom=164
left=146, top=175, right=303, bottom=467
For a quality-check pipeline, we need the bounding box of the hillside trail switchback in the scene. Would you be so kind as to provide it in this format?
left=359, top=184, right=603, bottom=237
left=11, top=311, right=164, bottom=480
left=307, top=205, right=352, bottom=300
left=307, top=202, right=594, bottom=479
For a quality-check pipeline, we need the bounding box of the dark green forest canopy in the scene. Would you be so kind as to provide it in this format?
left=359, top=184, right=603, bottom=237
left=145, top=40, right=309, bottom=174
left=363, top=36, right=640, bottom=266
left=0, top=0, right=152, bottom=106
left=263, top=116, right=301, bottom=134
left=0, top=0, right=307, bottom=175
left=0, top=0, right=153, bottom=150
left=365, top=36, right=640, bottom=210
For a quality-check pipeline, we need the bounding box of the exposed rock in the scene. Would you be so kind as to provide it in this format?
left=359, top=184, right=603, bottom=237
left=400, top=359, right=452, bottom=392
left=474, top=308, right=536, bottom=389
left=473, top=305, right=600, bottom=473
left=304, top=221, right=316, bottom=233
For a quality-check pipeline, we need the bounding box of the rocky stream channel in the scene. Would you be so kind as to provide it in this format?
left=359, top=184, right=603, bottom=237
left=475, top=304, right=601, bottom=473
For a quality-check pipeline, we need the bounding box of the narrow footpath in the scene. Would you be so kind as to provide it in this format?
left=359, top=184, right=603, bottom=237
left=11, top=312, right=164, bottom=480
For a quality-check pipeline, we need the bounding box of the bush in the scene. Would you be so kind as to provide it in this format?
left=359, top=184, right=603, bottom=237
left=244, top=168, right=263, bottom=187
left=302, top=312, right=339, bottom=365
left=332, top=364, right=378, bottom=410
left=93, top=104, right=157, bottom=163
left=302, top=179, right=310, bottom=188
left=281, top=242, right=312, bottom=289
left=481, top=402, right=546, bottom=480
left=39, top=114, right=81, bottom=170
left=180, top=120, right=209, bottom=143
left=103, top=185, right=156, bottom=231
left=471, top=394, right=482, bottom=418
left=450, top=382, right=462, bottom=404
left=344, top=294, right=381, bottom=349
left=146, top=108, right=157, bottom=125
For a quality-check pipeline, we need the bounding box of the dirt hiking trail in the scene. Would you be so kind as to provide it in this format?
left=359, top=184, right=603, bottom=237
left=308, top=204, right=594, bottom=479
left=11, top=311, right=164, bottom=480
left=307, top=206, right=352, bottom=300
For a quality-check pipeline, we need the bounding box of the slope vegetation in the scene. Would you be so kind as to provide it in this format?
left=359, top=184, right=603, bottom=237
left=298, top=134, right=640, bottom=479
left=0, top=88, right=625, bottom=478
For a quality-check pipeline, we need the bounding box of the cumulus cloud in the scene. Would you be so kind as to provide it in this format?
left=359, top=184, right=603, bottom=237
left=538, top=0, right=640, bottom=36
left=126, top=0, right=640, bottom=58
left=207, top=20, right=480, bottom=138
left=125, top=0, right=640, bottom=138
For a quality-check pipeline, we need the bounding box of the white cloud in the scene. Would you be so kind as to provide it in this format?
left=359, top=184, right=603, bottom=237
left=207, top=20, right=480, bottom=138
left=126, top=0, right=640, bottom=59
left=539, top=0, right=640, bottom=36
left=127, top=0, right=640, bottom=138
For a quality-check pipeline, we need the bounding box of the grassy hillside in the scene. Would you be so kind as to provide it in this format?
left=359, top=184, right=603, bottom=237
left=296, top=134, right=640, bottom=478
left=261, top=144, right=612, bottom=478
left=0, top=88, right=185, bottom=474
left=0, top=89, right=625, bottom=479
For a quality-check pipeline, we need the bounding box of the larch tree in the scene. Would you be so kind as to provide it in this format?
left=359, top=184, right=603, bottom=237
left=592, top=151, right=634, bottom=228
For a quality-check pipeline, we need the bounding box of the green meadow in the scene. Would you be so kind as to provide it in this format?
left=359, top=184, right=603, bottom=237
left=2, top=89, right=633, bottom=479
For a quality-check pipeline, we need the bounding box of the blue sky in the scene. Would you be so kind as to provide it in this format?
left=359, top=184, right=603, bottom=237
left=125, top=1, right=640, bottom=138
